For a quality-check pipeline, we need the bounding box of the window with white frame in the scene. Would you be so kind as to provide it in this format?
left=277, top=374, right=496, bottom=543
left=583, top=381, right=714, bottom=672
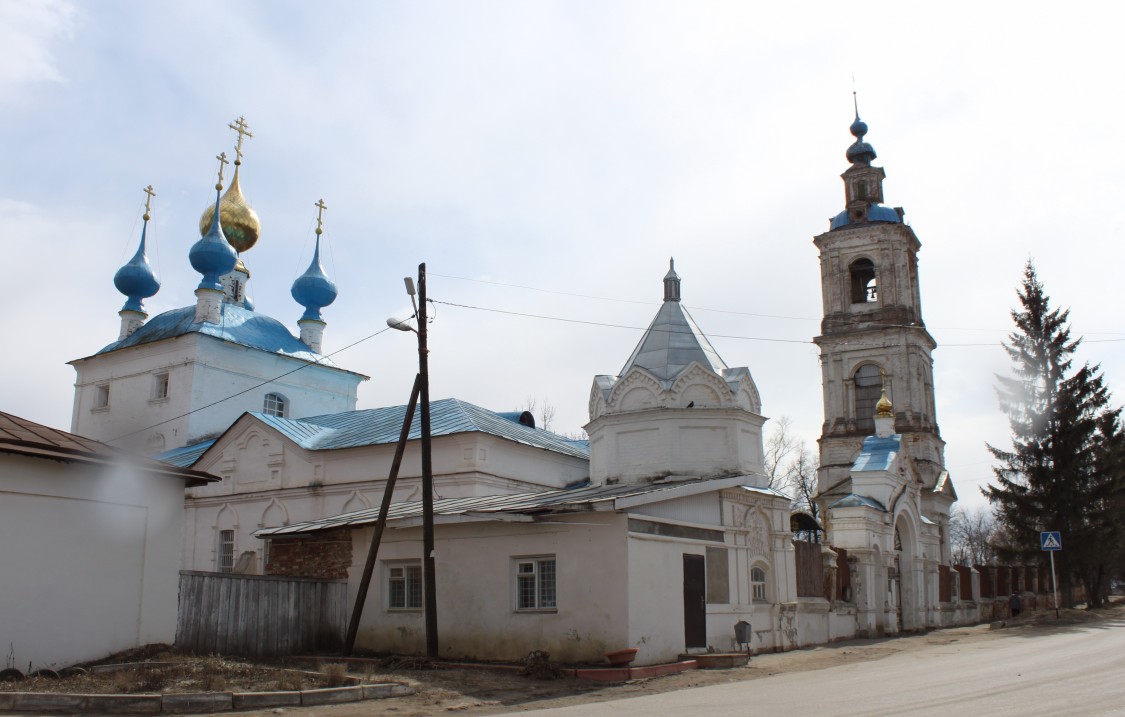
left=94, top=384, right=110, bottom=409
left=514, top=557, right=556, bottom=611
left=387, top=562, right=423, bottom=610
left=218, top=529, right=235, bottom=573
left=263, top=393, right=288, bottom=417
left=152, top=372, right=169, bottom=400
left=751, top=566, right=767, bottom=602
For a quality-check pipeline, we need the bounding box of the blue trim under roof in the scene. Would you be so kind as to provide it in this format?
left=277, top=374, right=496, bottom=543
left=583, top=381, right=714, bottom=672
left=851, top=434, right=901, bottom=472
left=92, top=304, right=349, bottom=369
left=247, top=398, right=590, bottom=459
left=827, top=493, right=887, bottom=511
left=155, top=439, right=216, bottom=468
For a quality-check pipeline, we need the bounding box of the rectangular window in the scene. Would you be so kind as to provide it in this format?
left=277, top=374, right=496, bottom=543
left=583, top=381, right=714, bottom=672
left=94, top=384, right=110, bottom=409
left=152, top=372, right=169, bottom=400
left=515, top=557, right=556, bottom=611
left=218, top=530, right=235, bottom=573
left=388, top=563, right=423, bottom=610
left=751, top=566, right=767, bottom=602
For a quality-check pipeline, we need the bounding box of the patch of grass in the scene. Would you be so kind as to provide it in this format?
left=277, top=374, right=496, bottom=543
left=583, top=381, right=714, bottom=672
left=320, top=663, right=350, bottom=687
left=275, top=672, right=304, bottom=692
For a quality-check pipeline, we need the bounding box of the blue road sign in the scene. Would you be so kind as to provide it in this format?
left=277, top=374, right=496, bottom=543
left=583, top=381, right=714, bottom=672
left=1041, top=531, right=1062, bottom=551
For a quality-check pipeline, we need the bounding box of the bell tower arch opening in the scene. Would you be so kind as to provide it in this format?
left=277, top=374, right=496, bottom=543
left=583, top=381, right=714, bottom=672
left=849, top=258, right=877, bottom=304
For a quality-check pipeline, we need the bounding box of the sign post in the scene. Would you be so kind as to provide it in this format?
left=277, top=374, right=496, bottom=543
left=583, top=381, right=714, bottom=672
left=1040, top=531, right=1062, bottom=618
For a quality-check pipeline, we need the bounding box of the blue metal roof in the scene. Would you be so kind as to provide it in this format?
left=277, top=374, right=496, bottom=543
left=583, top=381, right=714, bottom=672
left=827, top=493, right=887, bottom=511
left=830, top=204, right=903, bottom=230
left=255, top=474, right=737, bottom=537
left=249, top=398, right=590, bottom=459
left=851, top=434, right=901, bottom=472
left=93, top=304, right=343, bottom=367
left=155, top=439, right=216, bottom=468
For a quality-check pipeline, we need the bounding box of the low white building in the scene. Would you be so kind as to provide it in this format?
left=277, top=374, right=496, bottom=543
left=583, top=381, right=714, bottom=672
left=0, top=411, right=217, bottom=672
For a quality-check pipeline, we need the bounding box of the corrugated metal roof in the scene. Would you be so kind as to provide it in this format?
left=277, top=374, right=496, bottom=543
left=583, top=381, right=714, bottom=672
left=89, top=304, right=361, bottom=374
left=255, top=475, right=744, bottom=537
left=248, top=398, right=590, bottom=459
left=155, top=440, right=216, bottom=468
left=851, top=434, right=900, bottom=472
left=0, top=411, right=218, bottom=486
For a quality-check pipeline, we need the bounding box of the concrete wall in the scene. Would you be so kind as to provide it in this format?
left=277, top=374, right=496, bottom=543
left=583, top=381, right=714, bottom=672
left=0, top=454, right=186, bottom=670
left=348, top=513, right=628, bottom=664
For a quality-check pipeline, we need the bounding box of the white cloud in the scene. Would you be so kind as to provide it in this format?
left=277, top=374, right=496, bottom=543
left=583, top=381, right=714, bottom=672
left=0, top=0, right=75, bottom=97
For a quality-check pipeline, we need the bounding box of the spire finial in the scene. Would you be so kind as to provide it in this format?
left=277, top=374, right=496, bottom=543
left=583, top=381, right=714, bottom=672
left=228, top=116, right=253, bottom=165
left=142, top=185, right=155, bottom=222
left=875, top=367, right=894, bottom=418
left=663, top=257, right=681, bottom=302
left=314, top=198, right=327, bottom=236
left=215, top=152, right=229, bottom=191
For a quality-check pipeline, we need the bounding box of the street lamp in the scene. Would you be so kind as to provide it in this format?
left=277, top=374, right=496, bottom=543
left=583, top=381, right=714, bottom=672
left=389, top=263, right=438, bottom=658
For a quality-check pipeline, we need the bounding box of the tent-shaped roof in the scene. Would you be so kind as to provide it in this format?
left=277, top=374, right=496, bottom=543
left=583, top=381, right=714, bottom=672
left=618, top=262, right=728, bottom=383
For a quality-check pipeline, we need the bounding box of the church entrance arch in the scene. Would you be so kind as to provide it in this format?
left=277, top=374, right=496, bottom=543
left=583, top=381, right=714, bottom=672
left=893, top=515, right=917, bottom=631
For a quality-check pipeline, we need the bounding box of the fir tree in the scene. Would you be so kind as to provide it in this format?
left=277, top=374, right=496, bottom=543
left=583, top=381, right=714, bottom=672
left=985, top=261, right=1123, bottom=608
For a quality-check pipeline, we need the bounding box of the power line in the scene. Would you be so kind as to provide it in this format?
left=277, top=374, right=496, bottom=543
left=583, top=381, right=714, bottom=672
left=430, top=300, right=815, bottom=344
left=431, top=271, right=1125, bottom=336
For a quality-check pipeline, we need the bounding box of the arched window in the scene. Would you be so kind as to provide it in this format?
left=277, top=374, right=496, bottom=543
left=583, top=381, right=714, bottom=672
left=849, top=258, right=877, bottom=304
left=751, top=566, right=767, bottom=602
left=853, top=364, right=882, bottom=433
left=263, top=393, right=288, bottom=417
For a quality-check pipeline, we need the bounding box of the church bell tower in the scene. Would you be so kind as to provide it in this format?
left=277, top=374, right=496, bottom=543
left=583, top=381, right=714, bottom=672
left=813, top=104, right=947, bottom=503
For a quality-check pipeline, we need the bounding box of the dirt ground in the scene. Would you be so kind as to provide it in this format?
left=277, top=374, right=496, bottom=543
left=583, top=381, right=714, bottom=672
left=5, top=603, right=1121, bottom=717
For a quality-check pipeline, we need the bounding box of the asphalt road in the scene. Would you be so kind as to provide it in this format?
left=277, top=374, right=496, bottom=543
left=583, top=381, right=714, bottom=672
left=520, top=618, right=1125, bottom=717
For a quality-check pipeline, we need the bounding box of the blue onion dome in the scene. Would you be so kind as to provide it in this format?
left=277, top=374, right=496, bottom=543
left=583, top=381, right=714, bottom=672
left=114, top=212, right=160, bottom=313
left=291, top=234, right=337, bottom=321
left=846, top=103, right=877, bottom=165
left=189, top=156, right=238, bottom=291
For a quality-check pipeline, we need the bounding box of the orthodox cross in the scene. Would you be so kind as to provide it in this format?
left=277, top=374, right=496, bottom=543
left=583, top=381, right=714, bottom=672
left=228, top=116, right=253, bottom=162
left=314, top=198, right=327, bottom=236
left=142, top=184, right=156, bottom=221
left=215, top=152, right=229, bottom=190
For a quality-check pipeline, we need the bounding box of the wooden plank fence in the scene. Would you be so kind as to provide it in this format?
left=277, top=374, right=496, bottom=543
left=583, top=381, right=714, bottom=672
left=176, top=571, right=347, bottom=657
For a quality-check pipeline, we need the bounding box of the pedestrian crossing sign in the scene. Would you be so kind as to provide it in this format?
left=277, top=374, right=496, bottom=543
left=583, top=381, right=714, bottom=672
left=1040, top=531, right=1062, bottom=551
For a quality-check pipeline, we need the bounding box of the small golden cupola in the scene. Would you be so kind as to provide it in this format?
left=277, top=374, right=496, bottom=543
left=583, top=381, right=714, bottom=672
left=198, top=116, right=261, bottom=260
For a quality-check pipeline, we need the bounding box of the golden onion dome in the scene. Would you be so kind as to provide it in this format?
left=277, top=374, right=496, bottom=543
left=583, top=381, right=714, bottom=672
left=875, top=388, right=894, bottom=418
left=198, top=166, right=260, bottom=253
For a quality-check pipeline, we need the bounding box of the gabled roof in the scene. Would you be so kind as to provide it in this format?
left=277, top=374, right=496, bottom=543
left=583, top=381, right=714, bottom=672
left=255, top=474, right=748, bottom=537
left=0, top=411, right=218, bottom=487
left=851, top=434, right=901, bottom=473
left=80, top=304, right=363, bottom=376
left=619, top=300, right=728, bottom=383
left=202, top=398, right=590, bottom=462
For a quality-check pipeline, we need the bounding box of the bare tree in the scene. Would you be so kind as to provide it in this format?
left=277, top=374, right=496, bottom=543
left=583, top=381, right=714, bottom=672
left=520, top=396, right=556, bottom=432
left=785, top=447, right=820, bottom=522
left=949, top=505, right=998, bottom=566
left=764, top=416, right=800, bottom=490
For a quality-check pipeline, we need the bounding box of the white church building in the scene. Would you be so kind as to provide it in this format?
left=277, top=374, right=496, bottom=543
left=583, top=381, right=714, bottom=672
left=62, top=111, right=986, bottom=666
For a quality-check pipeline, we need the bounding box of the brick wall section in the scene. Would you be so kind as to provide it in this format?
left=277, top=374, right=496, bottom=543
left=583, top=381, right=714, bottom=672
left=976, top=565, right=994, bottom=598
left=793, top=540, right=823, bottom=598
left=265, top=528, right=352, bottom=579
left=956, top=565, right=972, bottom=600
left=939, top=565, right=952, bottom=603
left=835, top=547, right=851, bottom=601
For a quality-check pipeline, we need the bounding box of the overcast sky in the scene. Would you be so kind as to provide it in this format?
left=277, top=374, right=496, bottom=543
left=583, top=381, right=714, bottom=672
left=3, top=1, right=1122, bottom=510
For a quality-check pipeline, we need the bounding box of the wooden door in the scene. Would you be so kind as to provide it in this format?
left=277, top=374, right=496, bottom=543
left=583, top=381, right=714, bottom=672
left=683, top=554, right=707, bottom=649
